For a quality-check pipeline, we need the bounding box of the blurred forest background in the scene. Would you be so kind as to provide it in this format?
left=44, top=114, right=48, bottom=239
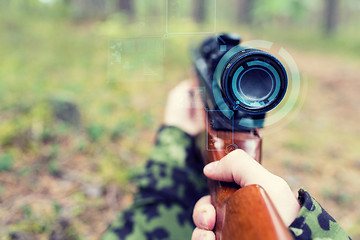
left=0, top=0, right=359, bottom=239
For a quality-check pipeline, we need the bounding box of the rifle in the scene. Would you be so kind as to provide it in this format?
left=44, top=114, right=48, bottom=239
left=193, top=33, right=294, bottom=240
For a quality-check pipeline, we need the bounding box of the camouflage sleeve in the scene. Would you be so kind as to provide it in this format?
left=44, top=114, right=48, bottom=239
left=289, top=188, right=351, bottom=240
left=101, top=126, right=208, bottom=240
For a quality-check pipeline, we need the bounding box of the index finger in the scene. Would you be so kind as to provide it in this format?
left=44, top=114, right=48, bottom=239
left=203, top=149, right=272, bottom=187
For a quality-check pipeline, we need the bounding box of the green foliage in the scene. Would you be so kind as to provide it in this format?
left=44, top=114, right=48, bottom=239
left=0, top=153, right=13, bottom=172
left=52, top=201, right=62, bottom=215
left=48, top=145, right=60, bottom=176
left=252, top=25, right=360, bottom=60
left=252, top=0, right=315, bottom=24
left=111, top=119, right=135, bottom=141
left=99, top=153, right=130, bottom=184
left=11, top=220, right=53, bottom=235
left=283, top=140, right=310, bottom=153
left=21, top=204, right=33, bottom=218
left=87, top=124, right=106, bottom=142
left=322, top=188, right=351, bottom=205
left=17, top=167, right=31, bottom=177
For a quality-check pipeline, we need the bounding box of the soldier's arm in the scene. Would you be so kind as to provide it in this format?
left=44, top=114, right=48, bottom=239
left=101, top=81, right=208, bottom=240
left=289, top=189, right=351, bottom=240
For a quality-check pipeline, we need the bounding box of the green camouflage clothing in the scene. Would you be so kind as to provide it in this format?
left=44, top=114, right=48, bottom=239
left=289, top=189, right=351, bottom=240
left=101, top=126, right=208, bottom=240
left=102, top=126, right=351, bottom=240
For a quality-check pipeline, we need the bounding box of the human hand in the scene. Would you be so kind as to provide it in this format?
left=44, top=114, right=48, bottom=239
left=191, top=149, right=300, bottom=240
left=164, top=80, right=204, bottom=136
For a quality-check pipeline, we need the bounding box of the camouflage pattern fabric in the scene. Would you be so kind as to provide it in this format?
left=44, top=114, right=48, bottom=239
left=289, top=189, right=351, bottom=240
left=102, top=126, right=350, bottom=240
left=101, top=126, right=208, bottom=240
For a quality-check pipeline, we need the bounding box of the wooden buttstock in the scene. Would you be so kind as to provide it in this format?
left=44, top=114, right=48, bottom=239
left=204, top=129, right=293, bottom=240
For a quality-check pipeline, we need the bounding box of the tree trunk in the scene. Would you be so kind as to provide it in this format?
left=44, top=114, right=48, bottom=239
left=118, top=0, right=135, bottom=21
left=324, top=0, right=339, bottom=36
left=193, top=0, right=205, bottom=23
left=237, top=0, right=254, bottom=24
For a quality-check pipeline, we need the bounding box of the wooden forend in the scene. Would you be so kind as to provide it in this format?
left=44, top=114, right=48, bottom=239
left=204, top=129, right=293, bottom=240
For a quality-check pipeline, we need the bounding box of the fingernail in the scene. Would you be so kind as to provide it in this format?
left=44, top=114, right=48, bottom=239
left=204, top=161, right=218, bottom=175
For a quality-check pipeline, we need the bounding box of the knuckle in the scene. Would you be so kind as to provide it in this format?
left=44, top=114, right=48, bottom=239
left=225, top=149, right=246, bottom=161
left=233, top=148, right=246, bottom=155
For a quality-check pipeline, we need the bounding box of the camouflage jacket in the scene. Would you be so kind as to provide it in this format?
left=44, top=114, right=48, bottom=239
left=102, top=126, right=351, bottom=240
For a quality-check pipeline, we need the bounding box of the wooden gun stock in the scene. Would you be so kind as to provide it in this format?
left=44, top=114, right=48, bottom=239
left=203, top=129, right=294, bottom=240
